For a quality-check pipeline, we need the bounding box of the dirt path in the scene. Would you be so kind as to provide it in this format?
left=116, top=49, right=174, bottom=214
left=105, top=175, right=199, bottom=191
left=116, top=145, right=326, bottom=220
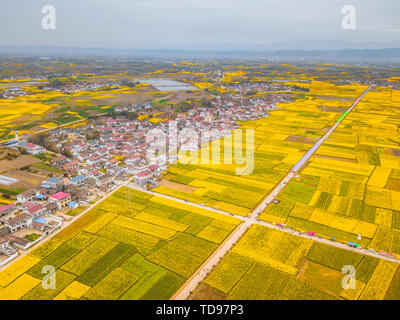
left=171, top=220, right=252, bottom=300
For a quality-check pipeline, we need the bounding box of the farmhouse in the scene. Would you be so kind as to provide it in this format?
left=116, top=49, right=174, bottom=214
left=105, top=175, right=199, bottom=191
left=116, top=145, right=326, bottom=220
left=95, top=174, right=114, bottom=191
left=0, top=204, right=16, bottom=218
left=0, top=236, right=17, bottom=256
left=41, top=176, right=65, bottom=191
left=63, top=160, right=80, bottom=172
left=24, top=203, right=45, bottom=218
left=5, top=214, right=33, bottom=232
left=134, top=170, right=153, bottom=186
left=69, top=175, right=87, bottom=187
left=125, top=155, right=141, bottom=165
left=23, top=143, right=46, bottom=155
left=49, top=192, right=71, bottom=209
left=50, top=155, right=67, bottom=168
left=17, top=189, right=37, bottom=203
left=44, top=202, right=58, bottom=214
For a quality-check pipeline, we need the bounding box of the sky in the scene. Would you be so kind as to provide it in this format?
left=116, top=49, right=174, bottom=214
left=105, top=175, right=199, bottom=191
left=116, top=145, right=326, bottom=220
left=0, top=0, right=399, bottom=49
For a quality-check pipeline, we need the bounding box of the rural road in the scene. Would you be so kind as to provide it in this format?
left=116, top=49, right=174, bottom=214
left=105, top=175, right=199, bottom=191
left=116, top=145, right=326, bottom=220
left=126, top=182, right=400, bottom=266
left=251, top=85, right=372, bottom=217
left=171, top=220, right=253, bottom=300
left=165, top=84, right=400, bottom=300
left=126, top=182, right=247, bottom=221
left=2, top=85, right=394, bottom=301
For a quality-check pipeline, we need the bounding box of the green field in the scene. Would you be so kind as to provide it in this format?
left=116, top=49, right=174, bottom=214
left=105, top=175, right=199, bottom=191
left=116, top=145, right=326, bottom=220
left=0, top=186, right=240, bottom=300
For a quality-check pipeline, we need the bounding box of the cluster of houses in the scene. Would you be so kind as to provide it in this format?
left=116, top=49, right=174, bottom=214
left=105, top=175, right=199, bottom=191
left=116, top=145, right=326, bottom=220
left=0, top=75, right=294, bottom=264
left=0, top=78, right=45, bottom=99
left=0, top=189, right=69, bottom=257
left=22, top=90, right=291, bottom=191
left=18, top=173, right=91, bottom=205
left=49, top=80, right=122, bottom=94
left=17, top=142, right=47, bottom=155
left=114, top=103, right=152, bottom=113
left=0, top=159, right=107, bottom=261
left=221, top=81, right=292, bottom=93
left=0, top=87, right=34, bottom=99
left=40, top=92, right=282, bottom=187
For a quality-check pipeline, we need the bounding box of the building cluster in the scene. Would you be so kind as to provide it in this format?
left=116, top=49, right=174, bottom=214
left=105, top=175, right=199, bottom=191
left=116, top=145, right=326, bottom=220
left=0, top=188, right=68, bottom=257
left=0, top=85, right=287, bottom=262
left=0, top=87, right=35, bottom=99
left=221, top=81, right=292, bottom=93
left=114, top=103, right=152, bottom=113
left=12, top=142, right=47, bottom=155
left=0, top=162, right=108, bottom=261
left=50, top=81, right=122, bottom=94
left=40, top=93, right=284, bottom=188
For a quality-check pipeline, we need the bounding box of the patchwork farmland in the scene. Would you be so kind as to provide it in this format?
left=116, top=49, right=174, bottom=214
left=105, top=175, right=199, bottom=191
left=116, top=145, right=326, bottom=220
left=260, top=86, right=400, bottom=255
left=1, top=58, right=399, bottom=302
left=190, top=225, right=400, bottom=300
left=0, top=187, right=240, bottom=300
left=155, top=81, right=370, bottom=219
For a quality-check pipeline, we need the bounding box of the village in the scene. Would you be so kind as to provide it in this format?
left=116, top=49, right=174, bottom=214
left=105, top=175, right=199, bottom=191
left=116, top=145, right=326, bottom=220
left=0, top=84, right=292, bottom=266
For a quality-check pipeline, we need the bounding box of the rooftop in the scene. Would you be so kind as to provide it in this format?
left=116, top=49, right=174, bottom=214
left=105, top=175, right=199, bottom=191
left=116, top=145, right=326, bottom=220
left=0, top=204, right=16, bottom=214
left=50, top=192, right=70, bottom=200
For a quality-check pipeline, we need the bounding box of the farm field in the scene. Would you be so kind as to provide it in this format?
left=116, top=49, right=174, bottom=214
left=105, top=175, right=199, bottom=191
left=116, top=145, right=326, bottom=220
left=0, top=74, right=152, bottom=140
left=0, top=62, right=213, bottom=141
left=0, top=186, right=240, bottom=300
left=154, top=81, right=369, bottom=217
left=1, top=61, right=399, bottom=302
left=0, top=150, right=61, bottom=199
left=190, top=225, right=400, bottom=300
left=259, top=86, right=400, bottom=256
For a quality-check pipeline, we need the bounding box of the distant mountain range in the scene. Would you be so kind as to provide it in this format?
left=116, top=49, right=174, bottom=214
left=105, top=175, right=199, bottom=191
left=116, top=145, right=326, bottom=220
left=0, top=42, right=400, bottom=62
left=189, top=40, right=400, bottom=51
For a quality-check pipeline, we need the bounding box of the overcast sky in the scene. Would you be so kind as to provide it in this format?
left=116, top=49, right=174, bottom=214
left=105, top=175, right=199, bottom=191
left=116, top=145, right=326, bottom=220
left=0, top=0, right=399, bottom=49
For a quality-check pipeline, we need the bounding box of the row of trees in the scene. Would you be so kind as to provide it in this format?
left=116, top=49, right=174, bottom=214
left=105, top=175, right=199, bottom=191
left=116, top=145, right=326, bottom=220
left=29, top=133, right=72, bottom=157
left=109, top=110, right=139, bottom=120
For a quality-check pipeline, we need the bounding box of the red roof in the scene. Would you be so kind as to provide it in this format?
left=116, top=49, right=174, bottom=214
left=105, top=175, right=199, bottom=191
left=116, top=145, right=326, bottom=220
left=50, top=192, right=70, bottom=200
left=147, top=164, right=160, bottom=171
left=126, top=155, right=139, bottom=161
left=27, top=204, right=44, bottom=214
left=0, top=204, right=15, bottom=214
left=22, top=201, right=37, bottom=208
left=137, top=170, right=152, bottom=178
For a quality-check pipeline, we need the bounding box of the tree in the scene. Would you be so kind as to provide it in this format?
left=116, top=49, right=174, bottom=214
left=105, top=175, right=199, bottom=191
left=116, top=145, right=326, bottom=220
left=200, top=97, right=212, bottom=108
left=61, top=149, right=73, bottom=158
left=245, top=89, right=257, bottom=96
left=48, top=78, right=65, bottom=88
left=120, top=81, right=136, bottom=87
left=87, top=130, right=100, bottom=140
left=177, top=102, right=192, bottom=113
